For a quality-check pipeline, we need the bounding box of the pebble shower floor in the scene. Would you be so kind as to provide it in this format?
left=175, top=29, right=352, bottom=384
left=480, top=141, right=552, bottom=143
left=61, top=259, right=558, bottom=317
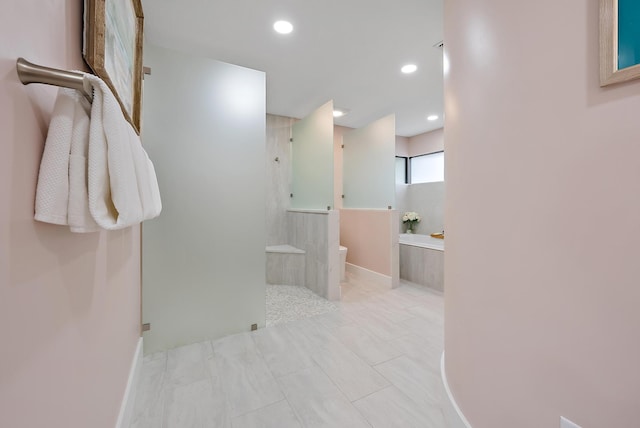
left=266, top=284, right=338, bottom=326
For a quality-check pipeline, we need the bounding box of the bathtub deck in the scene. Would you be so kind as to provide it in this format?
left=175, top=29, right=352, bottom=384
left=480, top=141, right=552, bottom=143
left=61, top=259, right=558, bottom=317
left=399, top=233, right=444, bottom=251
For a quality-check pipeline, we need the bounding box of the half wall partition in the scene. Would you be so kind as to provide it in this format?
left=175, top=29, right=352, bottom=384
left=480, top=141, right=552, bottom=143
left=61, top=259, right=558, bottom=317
left=341, top=114, right=399, bottom=287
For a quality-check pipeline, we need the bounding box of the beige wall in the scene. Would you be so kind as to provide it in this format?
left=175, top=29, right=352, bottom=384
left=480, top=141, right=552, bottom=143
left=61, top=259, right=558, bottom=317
left=0, top=2, right=141, bottom=427
left=409, top=127, right=443, bottom=157
left=444, top=0, right=640, bottom=427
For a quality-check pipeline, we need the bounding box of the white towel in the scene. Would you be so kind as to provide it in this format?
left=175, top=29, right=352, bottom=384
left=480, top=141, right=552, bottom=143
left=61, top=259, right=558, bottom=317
left=84, top=74, right=162, bottom=230
left=34, top=76, right=161, bottom=232
left=68, top=95, right=100, bottom=233
left=35, top=87, right=99, bottom=232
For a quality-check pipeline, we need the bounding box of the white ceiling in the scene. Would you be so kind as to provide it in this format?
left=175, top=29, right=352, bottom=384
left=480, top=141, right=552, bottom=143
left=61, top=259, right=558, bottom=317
left=142, top=0, right=444, bottom=137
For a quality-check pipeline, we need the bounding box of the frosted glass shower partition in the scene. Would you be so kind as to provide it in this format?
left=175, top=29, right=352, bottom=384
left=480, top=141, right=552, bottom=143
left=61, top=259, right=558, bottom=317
left=291, top=100, right=334, bottom=210
left=343, top=114, right=396, bottom=208
left=341, top=114, right=399, bottom=289
left=141, top=44, right=266, bottom=354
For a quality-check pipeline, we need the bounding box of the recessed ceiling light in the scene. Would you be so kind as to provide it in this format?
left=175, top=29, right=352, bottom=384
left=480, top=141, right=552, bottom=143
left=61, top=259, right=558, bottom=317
left=401, top=64, right=417, bottom=74
left=333, top=108, right=349, bottom=118
left=427, top=115, right=439, bottom=121
left=274, top=20, right=293, bottom=34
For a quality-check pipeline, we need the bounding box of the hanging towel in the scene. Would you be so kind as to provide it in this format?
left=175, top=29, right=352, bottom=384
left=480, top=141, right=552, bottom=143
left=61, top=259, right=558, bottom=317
left=68, top=95, right=100, bottom=233
left=35, top=75, right=161, bottom=232
left=84, top=74, right=162, bottom=230
left=35, top=87, right=99, bottom=232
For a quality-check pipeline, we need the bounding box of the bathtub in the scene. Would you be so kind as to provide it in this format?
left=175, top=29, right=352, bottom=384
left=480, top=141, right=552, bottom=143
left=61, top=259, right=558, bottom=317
left=399, top=233, right=444, bottom=251
left=399, top=234, right=444, bottom=292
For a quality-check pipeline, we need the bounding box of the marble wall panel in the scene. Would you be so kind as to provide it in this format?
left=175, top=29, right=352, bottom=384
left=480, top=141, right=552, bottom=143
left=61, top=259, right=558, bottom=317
left=286, top=211, right=339, bottom=300
left=266, top=115, right=295, bottom=245
left=399, top=244, right=443, bottom=292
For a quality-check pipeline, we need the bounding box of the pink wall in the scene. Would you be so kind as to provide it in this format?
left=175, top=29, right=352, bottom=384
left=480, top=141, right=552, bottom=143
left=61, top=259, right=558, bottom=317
left=444, top=0, right=640, bottom=427
left=340, top=209, right=394, bottom=276
left=408, top=127, right=444, bottom=157
left=0, top=2, right=141, bottom=427
left=395, top=136, right=410, bottom=157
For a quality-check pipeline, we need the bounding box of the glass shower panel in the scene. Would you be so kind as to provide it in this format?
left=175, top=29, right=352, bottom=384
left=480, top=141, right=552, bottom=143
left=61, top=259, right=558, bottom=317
left=343, top=114, right=396, bottom=209
left=142, top=44, right=266, bottom=354
left=291, top=100, right=334, bottom=209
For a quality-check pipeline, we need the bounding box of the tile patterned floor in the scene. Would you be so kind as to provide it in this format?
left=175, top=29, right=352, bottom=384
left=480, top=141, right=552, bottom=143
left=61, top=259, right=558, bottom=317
left=130, top=275, right=447, bottom=428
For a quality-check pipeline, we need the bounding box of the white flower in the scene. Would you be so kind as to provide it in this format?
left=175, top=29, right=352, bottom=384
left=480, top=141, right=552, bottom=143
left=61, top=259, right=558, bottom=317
left=402, top=211, right=421, bottom=223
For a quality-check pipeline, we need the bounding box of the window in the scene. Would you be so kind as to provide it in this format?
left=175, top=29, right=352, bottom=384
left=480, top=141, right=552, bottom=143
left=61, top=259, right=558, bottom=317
left=395, top=156, right=408, bottom=184
left=410, top=151, right=444, bottom=184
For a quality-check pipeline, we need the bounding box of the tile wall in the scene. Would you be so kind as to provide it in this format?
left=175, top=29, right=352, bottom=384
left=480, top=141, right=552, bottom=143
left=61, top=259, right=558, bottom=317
left=399, top=245, right=444, bottom=292
left=266, top=114, right=340, bottom=300
left=266, top=252, right=306, bottom=286
left=287, top=210, right=340, bottom=300
left=266, top=115, right=295, bottom=245
left=395, top=182, right=445, bottom=235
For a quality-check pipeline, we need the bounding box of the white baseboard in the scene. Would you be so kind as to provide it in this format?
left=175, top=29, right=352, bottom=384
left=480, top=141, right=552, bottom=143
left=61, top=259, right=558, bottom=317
left=346, top=263, right=392, bottom=287
left=441, top=351, right=473, bottom=428
left=115, top=337, right=143, bottom=428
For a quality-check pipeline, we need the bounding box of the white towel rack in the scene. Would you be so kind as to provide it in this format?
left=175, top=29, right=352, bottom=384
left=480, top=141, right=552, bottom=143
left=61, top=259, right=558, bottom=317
left=16, top=57, right=93, bottom=103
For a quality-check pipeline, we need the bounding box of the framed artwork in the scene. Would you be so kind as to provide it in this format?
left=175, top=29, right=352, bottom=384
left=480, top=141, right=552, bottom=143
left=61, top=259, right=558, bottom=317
left=83, top=0, right=144, bottom=133
left=600, top=0, right=640, bottom=86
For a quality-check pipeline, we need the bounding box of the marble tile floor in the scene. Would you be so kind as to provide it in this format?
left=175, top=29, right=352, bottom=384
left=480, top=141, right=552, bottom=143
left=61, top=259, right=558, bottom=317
left=130, top=274, right=447, bottom=428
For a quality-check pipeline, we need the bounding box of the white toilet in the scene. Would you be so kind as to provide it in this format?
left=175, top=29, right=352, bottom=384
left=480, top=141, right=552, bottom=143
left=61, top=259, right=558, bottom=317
left=339, top=245, right=348, bottom=281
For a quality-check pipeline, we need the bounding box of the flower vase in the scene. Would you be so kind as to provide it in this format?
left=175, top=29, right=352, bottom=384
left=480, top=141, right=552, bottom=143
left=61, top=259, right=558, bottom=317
left=406, top=223, right=413, bottom=234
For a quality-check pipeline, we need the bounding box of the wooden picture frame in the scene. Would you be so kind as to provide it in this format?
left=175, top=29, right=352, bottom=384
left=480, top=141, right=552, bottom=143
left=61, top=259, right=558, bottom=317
left=83, top=0, right=144, bottom=133
left=600, top=0, right=640, bottom=86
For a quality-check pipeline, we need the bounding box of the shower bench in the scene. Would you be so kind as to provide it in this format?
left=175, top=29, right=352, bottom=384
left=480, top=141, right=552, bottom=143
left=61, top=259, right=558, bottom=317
left=265, top=245, right=306, bottom=286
